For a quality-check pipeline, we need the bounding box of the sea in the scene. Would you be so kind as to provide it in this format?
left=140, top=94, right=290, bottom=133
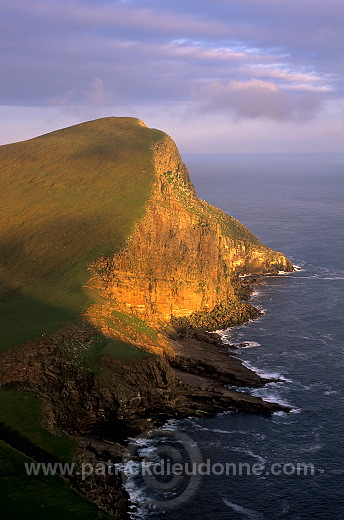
left=123, top=153, right=344, bottom=520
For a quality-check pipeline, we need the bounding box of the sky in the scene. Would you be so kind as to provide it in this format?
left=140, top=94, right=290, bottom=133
left=1, top=0, right=344, bottom=153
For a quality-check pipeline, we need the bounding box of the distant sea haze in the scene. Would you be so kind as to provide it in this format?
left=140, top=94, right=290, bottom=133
left=126, top=153, right=344, bottom=519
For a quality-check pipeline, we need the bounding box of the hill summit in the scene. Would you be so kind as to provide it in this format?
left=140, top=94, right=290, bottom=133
left=0, top=116, right=291, bottom=352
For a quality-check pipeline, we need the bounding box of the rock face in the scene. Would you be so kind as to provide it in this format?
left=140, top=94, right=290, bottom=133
left=0, top=118, right=294, bottom=519
left=89, top=133, right=292, bottom=329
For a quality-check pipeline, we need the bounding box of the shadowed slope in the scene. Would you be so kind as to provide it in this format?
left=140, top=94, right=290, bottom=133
left=0, top=117, right=163, bottom=350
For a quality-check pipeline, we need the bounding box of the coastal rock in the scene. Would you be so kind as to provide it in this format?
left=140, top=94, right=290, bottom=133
left=0, top=118, right=293, bottom=518
left=88, top=131, right=292, bottom=335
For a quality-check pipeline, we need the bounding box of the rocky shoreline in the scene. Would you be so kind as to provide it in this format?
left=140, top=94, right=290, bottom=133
left=75, top=322, right=292, bottom=518
left=64, top=326, right=291, bottom=519
left=0, top=275, right=293, bottom=519
left=166, top=326, right=291, bottom=415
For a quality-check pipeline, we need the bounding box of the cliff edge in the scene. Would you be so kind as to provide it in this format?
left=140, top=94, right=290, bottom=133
left=86, top=123, right=292, bottom=348
left=0, top=117, right=293, bottom=518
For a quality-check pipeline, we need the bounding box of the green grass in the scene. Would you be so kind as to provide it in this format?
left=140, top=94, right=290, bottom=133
left=0, top=441, right=112, bottom=520
left=78, top=335, right=151, bottom=372
left=0, top=390, right=77, bottom=462
left=109, top=310, right=158, bottom=341
left=59, top=334, right=152, bottom=388
left=0, top=117, right=164, bottom=351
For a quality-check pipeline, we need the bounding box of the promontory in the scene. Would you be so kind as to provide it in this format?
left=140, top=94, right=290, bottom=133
left=0, top=117, right=293, bottom=518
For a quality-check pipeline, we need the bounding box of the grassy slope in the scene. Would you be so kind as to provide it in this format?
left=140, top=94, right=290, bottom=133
left=0, top=119, right=161, bottom=517
left=0, top=391, right=116, bottom=519
left=0, top=390, right=77, bottom=462
left=0, top=117, right=163, bottom=351
left=0, top=117, right=280, bottom=518
left=0, top=441, right=112, bottom=520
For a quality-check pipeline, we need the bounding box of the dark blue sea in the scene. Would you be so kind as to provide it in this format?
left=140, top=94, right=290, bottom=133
left=124, top=154, right=344, bottom=520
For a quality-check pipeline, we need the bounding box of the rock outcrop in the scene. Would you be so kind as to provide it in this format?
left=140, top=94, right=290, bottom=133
left=88, top=132, right=292, bottom=336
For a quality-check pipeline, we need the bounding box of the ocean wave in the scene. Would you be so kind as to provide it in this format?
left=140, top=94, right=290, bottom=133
left=222, top=499, right=264, bottom=519
left=251, top=389, right=292, bottom=408
left=124, top=481, right=152, bottom=519
left=273, top=407, right=301, bottom=417
left=161, top=417, right=196, bottom=430
left=192, top=424, right=247, bottom=435
left=272, top=410, right=288, bottom=417
left=213, top=330, right=235, bottom=344
left=241, top=360, right=292, bottom=382
left=253, top=306, right=267, bottom=314
left=238, top=341, right=261, bottom=348
left=293, top=264, right=344, bottom=280
left=296, top=275, right=344, bottom=280
left=231, top=447, right=267, bottom=465
left=321, top=276, right=344, bottom=280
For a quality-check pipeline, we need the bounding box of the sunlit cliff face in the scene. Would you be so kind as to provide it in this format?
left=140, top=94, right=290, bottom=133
left=88, top=134, right=292, bottom=327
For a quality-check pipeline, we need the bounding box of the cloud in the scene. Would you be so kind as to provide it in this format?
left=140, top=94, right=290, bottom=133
left=3, top=0, right=229, bottom=40
left=0, top=0, right=343, bottom=152
left=198, top=79, right=322, bottom=121
left=53, top=77, right=117, bottom=121
left=85, top=77, right=111, bottom=106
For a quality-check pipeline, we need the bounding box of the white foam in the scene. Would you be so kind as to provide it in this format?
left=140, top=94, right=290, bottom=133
left=213, top=330, right=234, bottom=344
left=265, top=269, right=292, bottom=276
left=241, top=360, right=291, bottom=382
left=272, top=410, right=288, bottom=417
left=273, top=407, right=301, bottom=416
left=254, top=306, right=267, bottom=314
left=161, top=417, right=195, bottom=430
left=239, top=341, right=261, bottom=348
left=231, top=447, right=267, bottom=465
left=321, top=276, right=344, bottom=280
left=122, top=466, right=153, bottom=517
left=251, top=388, right=292, bottom=408
left=223, top=499, right=264, bottom=519
left=193, top=424, right=246, bottom=435
left=296, top=274, right=344, bottom=280
left=301, top=383, right=321, bottom=391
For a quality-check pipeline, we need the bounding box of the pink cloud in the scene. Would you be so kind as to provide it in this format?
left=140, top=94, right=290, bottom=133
left=198, top=79, right=322, bottom=121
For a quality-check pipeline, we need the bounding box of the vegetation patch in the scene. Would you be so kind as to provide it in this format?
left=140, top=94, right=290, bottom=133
left=80, top=335, right=151, bottom=373
left=56, top=325, right=151, bottom=374
left=110, top=310, right=158, bottom=341
left=171, top=299, right=261, bottom=330
left=0, top=441, right=112, bottom=520
left=0, top=390, right=77, bottom=462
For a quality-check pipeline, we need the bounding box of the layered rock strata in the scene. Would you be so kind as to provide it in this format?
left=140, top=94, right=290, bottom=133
left=89, top=134, right=292, bottom=331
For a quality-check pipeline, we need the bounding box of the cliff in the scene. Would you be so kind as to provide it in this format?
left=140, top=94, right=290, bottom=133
left=0, top=117, right=293, bottom=518
left=87, top=129, right=292, bottom=342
